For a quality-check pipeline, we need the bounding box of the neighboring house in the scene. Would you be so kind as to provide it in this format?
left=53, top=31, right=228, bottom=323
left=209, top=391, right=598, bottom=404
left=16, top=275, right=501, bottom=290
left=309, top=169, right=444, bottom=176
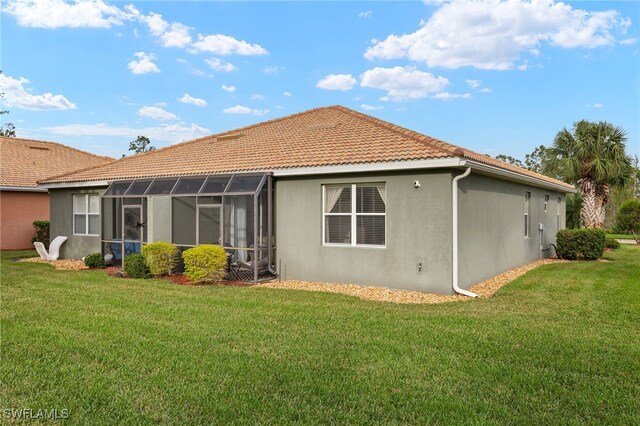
left=39, top=106, right=575, bottom=294
left=0, top=137, right=112, bottom=250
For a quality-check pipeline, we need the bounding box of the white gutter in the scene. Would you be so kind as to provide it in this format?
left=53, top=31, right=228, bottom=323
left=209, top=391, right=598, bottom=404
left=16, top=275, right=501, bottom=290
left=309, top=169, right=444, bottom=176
left=37, top=180, right=109, bottom=189
left=272, top=158, right=464, bottom=176
left=452, top=167, right=477, bottom=298
left=0, top=186, right=48, bottom=193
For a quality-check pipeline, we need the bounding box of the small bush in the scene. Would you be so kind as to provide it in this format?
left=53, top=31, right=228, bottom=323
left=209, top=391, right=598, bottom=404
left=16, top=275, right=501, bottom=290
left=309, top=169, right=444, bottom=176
left=124, top=253, right=151, bottom=279
left=84, top=252, right=105, bottom=269
left=614, top=199, right=640, bottom=235
left=141, top=242, right=178, bottom=276
left=604, top=238, right=620, bottom=250
left=556, top=229, right=606, bottom=260
left=31, top=220, right=50, bottom=246
left=182, top=245, right=227, bottom=283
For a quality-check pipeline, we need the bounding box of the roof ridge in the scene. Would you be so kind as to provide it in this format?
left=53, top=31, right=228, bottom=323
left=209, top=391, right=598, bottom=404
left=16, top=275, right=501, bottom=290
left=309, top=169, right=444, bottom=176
left=331, top=105, right=464, bottom=157
left=0, top=136, right=113, bottom=161
left=40, top=105, right=339, bottom=183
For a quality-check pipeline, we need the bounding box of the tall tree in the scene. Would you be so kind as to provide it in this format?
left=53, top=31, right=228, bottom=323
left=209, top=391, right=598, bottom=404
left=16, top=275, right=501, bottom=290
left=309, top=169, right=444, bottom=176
left=545, top=120, right=632, bottom=229
left=129, top=135, right=155, bottom=153
left=524, top=145, right=554, bottom=176
left=0, top=70, right=16, bottom=137
left=495, top=154, right=524, bottom=168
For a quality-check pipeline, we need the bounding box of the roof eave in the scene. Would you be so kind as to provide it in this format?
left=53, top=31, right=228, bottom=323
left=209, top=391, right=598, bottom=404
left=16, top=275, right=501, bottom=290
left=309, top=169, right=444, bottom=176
left=38, top=180, right=110, bottom=190
left=465, top=159, right=576, bottom=193
left=0, top=186, right=48, bottom=193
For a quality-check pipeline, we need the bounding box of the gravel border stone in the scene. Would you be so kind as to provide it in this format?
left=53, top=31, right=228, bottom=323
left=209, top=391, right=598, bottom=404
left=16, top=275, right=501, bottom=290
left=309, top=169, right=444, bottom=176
left=257, top=258, right=570, bottom=304
left=18, top=257, right=89, bottom=270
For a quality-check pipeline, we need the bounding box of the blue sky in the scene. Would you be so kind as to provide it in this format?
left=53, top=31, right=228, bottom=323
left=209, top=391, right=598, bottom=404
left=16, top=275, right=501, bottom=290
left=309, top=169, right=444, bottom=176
left=2, top=0, right=639, bottom=160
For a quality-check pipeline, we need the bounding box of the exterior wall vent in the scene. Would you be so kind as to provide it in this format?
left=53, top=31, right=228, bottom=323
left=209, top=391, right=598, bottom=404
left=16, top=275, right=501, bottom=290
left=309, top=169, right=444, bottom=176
left=305, top=123, right=338, bottom=131
left=27, top=145, right=50, bottom=151
left=215, top=133, right=244, bottom=142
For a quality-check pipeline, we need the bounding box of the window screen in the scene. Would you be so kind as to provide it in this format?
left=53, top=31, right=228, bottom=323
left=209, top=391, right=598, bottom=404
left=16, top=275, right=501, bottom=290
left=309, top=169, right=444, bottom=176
left=200, top=175, right=231, bottom=194
left=73, top=194, right=100, bottom=235
left=103, top=181, right=132, bottom=196
left=125, top=179, right=153, bottom=195
left=226, top=175, right=263, bottom=193
left=173, top=176, right=206, bottom=194
left=146, top=178, right=178, bottom=195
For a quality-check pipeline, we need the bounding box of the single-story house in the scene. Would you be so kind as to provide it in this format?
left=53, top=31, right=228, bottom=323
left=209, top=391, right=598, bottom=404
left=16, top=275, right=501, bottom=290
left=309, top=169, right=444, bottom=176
left=39, top=106, right=575, bottom=295
left=0, top=136, right=112, bottom=250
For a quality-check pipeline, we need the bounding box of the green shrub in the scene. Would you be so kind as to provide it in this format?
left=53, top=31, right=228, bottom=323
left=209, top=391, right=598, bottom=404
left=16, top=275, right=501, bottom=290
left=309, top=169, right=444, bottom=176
left=84, top=252, right=105, bottom=269
left=124, top=253, right=151, bottom=279
left=604, top=238, right=620, bottom=250
left=556, top=229, right=606, bottom=260
left=182, top=245, right=227, bottom=283
left=31, top=220, right=50, bottom=246
left=614, top=199, right=640, bottom=235
left=141, top=242, right=178, bottom=276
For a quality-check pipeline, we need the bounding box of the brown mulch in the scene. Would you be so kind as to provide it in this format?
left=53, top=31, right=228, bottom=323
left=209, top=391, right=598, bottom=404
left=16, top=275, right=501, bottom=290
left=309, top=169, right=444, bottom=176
left=256, top=258, right=570, bottom=304
left=18, top=257, right=88, bottom=270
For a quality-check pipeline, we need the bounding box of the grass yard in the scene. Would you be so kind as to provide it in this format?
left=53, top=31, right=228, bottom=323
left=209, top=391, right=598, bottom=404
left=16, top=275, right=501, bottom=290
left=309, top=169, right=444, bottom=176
left=606, top=233, right=637, bottom=240
left=2, top=247, right=639, bottom=425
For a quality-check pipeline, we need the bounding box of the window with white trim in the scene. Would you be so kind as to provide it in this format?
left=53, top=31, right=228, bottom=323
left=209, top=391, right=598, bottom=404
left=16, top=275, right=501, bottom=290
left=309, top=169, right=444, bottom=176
left=73, top=194, right=100, bottom=235
left=524, top=191, right=531, bottom=238
left=323, top=184, right=386, bottom=247
left=557, top=196, right=561, bottom=231
left=544, top=195, right=549, bottom=212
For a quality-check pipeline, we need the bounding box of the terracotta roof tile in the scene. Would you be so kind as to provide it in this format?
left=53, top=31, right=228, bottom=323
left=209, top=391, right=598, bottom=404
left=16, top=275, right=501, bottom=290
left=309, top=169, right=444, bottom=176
left=39, top=105, right=573, bottom=190
left=0, top=137, right=113, bottom=188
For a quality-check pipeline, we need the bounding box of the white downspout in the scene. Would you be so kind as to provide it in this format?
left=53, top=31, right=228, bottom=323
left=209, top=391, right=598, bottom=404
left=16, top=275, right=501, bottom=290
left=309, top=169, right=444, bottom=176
left=452, top=167, right=478, bottom=298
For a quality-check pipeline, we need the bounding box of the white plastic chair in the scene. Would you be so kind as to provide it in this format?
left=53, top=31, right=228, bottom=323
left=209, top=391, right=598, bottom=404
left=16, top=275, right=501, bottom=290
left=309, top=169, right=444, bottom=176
left=33, top=236, right=68, bottom=261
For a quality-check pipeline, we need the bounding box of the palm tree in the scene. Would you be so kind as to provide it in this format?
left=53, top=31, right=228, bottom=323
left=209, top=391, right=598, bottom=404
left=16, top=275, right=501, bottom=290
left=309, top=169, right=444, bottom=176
left=546, top=120, right=632, bottom=228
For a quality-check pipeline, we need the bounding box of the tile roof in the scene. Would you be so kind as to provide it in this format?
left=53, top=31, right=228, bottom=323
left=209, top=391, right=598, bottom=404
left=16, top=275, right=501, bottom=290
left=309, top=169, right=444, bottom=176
left=0, top=136, right=112, bottom=188
left=39, top=105, right=574, bottom=190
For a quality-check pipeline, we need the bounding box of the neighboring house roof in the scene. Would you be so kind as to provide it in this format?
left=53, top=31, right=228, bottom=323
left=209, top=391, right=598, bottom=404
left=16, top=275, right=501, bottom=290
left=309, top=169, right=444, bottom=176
left=38, top=105, right=574, bottom=191
left=0, top=136, right=112, bottom=189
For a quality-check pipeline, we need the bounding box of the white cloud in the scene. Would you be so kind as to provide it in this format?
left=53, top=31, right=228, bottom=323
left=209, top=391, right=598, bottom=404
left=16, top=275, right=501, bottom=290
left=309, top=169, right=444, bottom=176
left=479, top=87, right=492, bottom=93
left=128, top=52, right=160, bottom=74
left=364, top=0, right=632, bottom=70
left=433, top=92, right=472, bottom=101
left=0, top=73, right=76, bottom=111
left=465, top=79, right=481, bottom=89
left=192, top=34, right=268, bottom=55
left=161, top=22, right=192, bottom=48
left=360, top=66, right=449, bottom=101
left=221, top=84, right=236, bottom=93
left=223, top=105, right=269, bottom=116
left=283, top=91, right=292, bottom=97
left=5, top=0, right=128, bottom=28
left=585, top=102, right=604, bottom=108
left=137, top=106, right=178, bottom=120
left=205, top=58, right=237, bottom=72
left=358, top=10, right=373, bottom=18
left=620, top=38, right=638, bottom=45
left=178, top=94, right=207, bottom=107
left=360, top=104, right=383, bottom=110
left=251, top=93, right=265, bottom=100
left=316, top=74, right=357, bottom=91
left=263, top=66, right=284, bottom=75
left=125, top=7, right=192, bottom=48
left=43, top=122, right=211, bottom=144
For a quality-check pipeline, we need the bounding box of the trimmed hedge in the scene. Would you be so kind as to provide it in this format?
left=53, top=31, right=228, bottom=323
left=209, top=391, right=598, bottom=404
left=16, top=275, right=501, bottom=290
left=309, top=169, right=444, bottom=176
left=124, top=253, right=151, bottom=279
left=614, top=199, right=640, bottom=235
left=141, top=242, right=178, bottom=276
left=605, top=238, right=621, bottom=250
left=556, top=229, right=605, bottom=260
left=84, top=253, right=105, bottom=269
left=182, top=245, right=227, bottom=283
left=31, top=220, right=50, bottom=247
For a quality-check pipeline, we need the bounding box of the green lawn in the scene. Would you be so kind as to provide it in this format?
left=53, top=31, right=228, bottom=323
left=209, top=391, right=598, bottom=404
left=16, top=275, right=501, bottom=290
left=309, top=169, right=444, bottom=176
left=2, top=248, right=639, bottom=425
left=606, top=233, right=637, bottom=240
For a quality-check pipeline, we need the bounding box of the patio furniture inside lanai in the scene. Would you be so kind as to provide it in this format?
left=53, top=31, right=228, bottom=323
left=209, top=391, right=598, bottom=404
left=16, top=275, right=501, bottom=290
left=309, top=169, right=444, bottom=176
left=101, top=172, right=274, bottom=283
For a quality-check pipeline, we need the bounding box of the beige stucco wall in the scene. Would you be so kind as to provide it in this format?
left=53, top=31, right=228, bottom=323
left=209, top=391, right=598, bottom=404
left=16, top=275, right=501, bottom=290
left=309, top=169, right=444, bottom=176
left=0, top=191, right=49, bottom=250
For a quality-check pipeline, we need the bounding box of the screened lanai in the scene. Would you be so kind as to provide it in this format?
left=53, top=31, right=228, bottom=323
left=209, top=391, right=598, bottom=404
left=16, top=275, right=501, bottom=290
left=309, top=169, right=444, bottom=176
left=101, top=172, right=274, bottom=283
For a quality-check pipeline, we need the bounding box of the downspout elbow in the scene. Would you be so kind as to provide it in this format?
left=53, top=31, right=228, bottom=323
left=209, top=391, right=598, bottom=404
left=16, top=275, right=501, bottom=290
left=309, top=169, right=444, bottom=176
left=452, top=167, right=477, bottom=298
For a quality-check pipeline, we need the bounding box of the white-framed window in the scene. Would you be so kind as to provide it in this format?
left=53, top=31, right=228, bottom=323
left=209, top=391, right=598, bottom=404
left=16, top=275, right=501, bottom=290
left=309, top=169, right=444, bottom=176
left=524, top=191, right=531, bottom=238
left=544, top=194, right=549, bottom=212
left=323, top=183, right=386, bottom=247
left=73, top=194, right=100, bottom=236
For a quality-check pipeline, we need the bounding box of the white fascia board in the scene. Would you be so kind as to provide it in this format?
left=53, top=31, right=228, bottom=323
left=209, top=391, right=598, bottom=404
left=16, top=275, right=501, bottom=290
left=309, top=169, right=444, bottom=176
left=466, top=160, right=576, bottom=193
left=0, top=186, right=48, bottom=193
left=272, top=158, right=466, bottom=176
left=38, top=180, right=110, bottom=190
